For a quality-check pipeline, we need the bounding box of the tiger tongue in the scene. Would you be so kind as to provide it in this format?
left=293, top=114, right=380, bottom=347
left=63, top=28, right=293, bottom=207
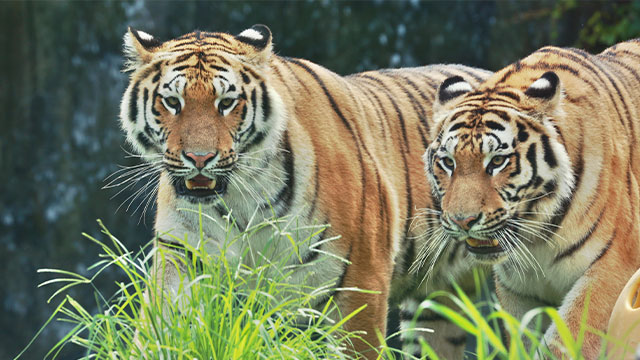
left=185, top=175, right=216, bottom=190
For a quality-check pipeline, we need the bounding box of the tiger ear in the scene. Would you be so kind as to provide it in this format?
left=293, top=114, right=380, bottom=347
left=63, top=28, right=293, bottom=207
left=235, top=24, right=273, bottom=66
left=433, top=76, right=473, bottom=122
left=524, top=71, right=562, bottom=115
left=123, top=27, right=161, bottom=71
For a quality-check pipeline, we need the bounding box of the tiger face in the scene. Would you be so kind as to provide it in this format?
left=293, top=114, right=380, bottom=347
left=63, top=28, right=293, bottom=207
left=424, top=73, right=574, bottom=266
left=120, top=25, right=284, bottom=204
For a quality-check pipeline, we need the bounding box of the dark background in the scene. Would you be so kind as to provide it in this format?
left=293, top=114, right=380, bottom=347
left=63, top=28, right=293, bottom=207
left=2, top=1, right=638, bottom=358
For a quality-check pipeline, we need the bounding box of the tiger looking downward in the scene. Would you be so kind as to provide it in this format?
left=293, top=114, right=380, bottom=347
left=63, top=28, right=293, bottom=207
left=421, top=39, right=640, bottom=357
left=119, top=24, right=489, bottom=357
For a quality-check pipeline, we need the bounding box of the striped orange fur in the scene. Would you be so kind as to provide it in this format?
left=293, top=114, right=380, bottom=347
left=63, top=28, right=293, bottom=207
left=119, top=25, right=489, bottom=357
left=420, top=39, right=640, bottom=357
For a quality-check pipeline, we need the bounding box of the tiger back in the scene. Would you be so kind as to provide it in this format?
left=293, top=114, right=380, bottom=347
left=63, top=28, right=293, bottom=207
left=421, top=39, right=640, bottom=357
left=119, top=24, right=490, bottom=357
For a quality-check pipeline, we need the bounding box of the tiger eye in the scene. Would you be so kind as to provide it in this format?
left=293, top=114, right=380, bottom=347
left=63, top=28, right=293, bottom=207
left=443, top=157, right=455, bottom=168
left=165, top=96, right=180, bottom=107
left=491, top=155, right=506, bottom=166
left=219, top=98, right=234, bottom=107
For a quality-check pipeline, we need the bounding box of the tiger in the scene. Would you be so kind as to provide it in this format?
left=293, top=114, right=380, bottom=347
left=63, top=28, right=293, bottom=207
left=118, top=24, right=490, bottom=358
left=419, top=39, right=640, bottom=357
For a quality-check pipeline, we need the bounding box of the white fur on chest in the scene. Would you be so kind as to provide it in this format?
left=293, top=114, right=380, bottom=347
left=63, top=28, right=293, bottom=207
left=154, top=149, right=345, bottom=299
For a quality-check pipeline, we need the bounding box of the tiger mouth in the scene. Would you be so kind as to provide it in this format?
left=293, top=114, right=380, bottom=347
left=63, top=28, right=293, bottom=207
left=465, top=237, right=504, bottom=254
left=173, top=175, right=228, bottom=199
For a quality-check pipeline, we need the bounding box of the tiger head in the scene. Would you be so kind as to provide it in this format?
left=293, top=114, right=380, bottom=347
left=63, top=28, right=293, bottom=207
left=119, top=25, right=285, bottom=204
left=424, top=72, right=574, bottom=266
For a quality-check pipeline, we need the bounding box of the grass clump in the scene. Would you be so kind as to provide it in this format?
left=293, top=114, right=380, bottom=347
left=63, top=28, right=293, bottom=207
left=24, top=209, right=364, bottom=359
left=404, top=270, right=639, bottom=360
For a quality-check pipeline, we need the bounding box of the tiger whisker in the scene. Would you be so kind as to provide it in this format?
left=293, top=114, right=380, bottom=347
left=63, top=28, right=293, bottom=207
left=121, top=175, right=159, bottom=213
left=516, top=191, right=556, bottom=206
left=235, top=164, right=286, bottom=186
left=503, top=228, right=544, bottom=278
left=139, top=181, right=159, bottom=225
left=103, top=162, right=163, bottom=187
left=228, top=176, right=251, bottom=205
left=497, top=231, right=527, bottom=281
left=508, top=218, right=565, bottom=246
left=107, top=168, right=163, bottom=199
left=507, top=221, right=556, bottom=246
left=230, top=173, right=261, bottom=204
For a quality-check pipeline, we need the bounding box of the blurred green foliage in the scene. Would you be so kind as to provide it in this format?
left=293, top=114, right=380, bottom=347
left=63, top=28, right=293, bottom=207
left=1, top=1, right=638, bottom=358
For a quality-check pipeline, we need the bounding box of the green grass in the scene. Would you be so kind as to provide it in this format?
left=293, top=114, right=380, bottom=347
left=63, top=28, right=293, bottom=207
left=401, top=271, right=639, bottom=360
left=18, top=209, right=638, bottom=359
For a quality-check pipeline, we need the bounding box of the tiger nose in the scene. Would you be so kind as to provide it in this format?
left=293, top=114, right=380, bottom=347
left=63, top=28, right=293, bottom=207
left=183, top=151, right=216, bottom=170
left=451, top=214, right=480, bottom=231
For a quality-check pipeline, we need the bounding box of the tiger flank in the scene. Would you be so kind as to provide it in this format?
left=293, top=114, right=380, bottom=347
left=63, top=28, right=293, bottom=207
left=420, top=39, right=640, bottom=357
left=119, top=24, right=490, bottom=357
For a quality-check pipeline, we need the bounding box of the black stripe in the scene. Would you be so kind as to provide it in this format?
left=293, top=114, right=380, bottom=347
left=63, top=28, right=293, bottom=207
left=151, top=85, right=161, bottom=116
left=448, top=121, right=469, bottom=132
left=485, top=120, right=505, bottom=131
left=260, top=82, right=271, bottom=121
left=308, top=162, right=320, bottom=218
left=540, top=134, right=557, bottom=168
left=171, top=52, right=194, bottom=64
left=142, top=88, right=149, bottom=125
left=272, top=132, right=295, bottom=216
left=128, top=82, right=140, bottom=124
left=553, top=208, right=604, bottom=264
left=241, top=71, right=250, bottom=84
left=172, top=65, right=189, bottom=72
left=250, top=88, right=257, bottom=122
left=240, top=104, right=247, bottom=121
left=202, top=33, right=231, bottom=44
left=551, top=125, right=584, bottom=227
left=210, top=64, right=228, bottom=72
left=589, top=230, right=615, bottom=267
left=516, top=122, right=529, bottom=142
left=513, top=143, right=537, bottom=194
left=497, top=91, right=520, bottom=102
left=136, top=132, right=153, bottom=151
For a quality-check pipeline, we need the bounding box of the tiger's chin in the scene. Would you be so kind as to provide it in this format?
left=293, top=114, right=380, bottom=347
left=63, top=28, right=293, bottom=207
left=172, top=175, right=228, bottom=204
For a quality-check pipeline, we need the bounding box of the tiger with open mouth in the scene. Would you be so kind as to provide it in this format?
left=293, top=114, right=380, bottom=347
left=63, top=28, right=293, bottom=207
left=119, top=24, right=490, bottom=357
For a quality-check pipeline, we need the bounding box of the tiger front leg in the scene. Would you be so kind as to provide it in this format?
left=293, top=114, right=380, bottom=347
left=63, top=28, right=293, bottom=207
left=333, top=254, right=393, bottom=359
